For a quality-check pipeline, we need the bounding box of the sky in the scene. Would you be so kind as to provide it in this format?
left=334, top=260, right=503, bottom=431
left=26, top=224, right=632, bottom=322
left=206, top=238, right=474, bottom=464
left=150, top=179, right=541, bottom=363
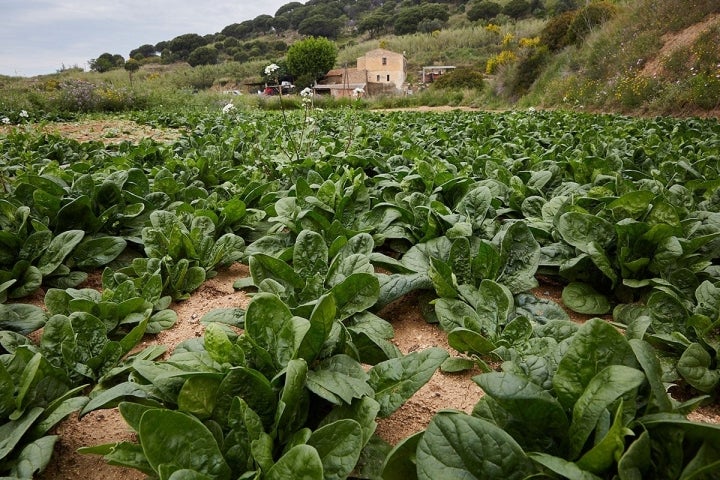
left=0, top=0, right=297, bottom=77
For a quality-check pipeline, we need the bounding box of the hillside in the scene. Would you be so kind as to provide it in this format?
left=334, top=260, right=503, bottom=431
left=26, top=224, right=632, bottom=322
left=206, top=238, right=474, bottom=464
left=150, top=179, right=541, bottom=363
left=1, top=0, right=719, bottom=118
left=523, top=0, right=720, bottom=115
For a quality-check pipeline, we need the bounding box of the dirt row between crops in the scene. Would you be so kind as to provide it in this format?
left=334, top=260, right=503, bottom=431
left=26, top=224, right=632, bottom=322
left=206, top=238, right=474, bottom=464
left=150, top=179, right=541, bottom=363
left=31, top=264, right=720, bottom=480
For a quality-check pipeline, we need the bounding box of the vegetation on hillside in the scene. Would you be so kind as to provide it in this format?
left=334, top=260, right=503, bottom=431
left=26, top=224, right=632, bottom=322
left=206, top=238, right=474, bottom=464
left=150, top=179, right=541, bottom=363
left=1, top=0, right=719, bottom=117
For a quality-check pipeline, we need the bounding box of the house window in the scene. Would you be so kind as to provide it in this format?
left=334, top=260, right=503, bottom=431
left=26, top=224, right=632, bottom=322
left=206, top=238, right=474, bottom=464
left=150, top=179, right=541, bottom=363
left=376, top=75, right=380, bottom=82
left=386, top=75, right=390, bottom=82
left=382, top=57, right=387, bottom=65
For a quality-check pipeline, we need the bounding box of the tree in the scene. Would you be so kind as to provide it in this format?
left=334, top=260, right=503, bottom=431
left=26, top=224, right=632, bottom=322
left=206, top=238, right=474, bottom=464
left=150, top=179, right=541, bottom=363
left=124, top=58, right=140, bottom=86
left=358, top=12, right=387, bottom=37
left=187, top=45, right=218, bottom=67
left=89, top=52, right=124, bottom=72
left=467, top=1, right=501, bottom=21
left=285, top=37, right=338, bottom=88
left=503, top=0, right=531, bottom=18
left=168, top=33, right=208, bottom=61
left=130, top=44, right=157, bottom=60
left=298, top=14, right=342, bottom=38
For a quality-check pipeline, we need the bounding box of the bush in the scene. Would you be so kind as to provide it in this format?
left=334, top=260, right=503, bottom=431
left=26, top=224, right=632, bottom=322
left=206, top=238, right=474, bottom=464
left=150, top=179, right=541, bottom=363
left=565, top=1, right=616, bottom=45
left=188, top=46, right=219, bottom=67
left=431, top=68, right=486, bottom=90
left=540, top=11, right=576, bottom=51
left=508, top=46, right=550, bottom=96
left=467, top=1, right=502, bottom=22
left=687, top=73, right=720, bottom=110
left=503, top=0, right=531, bottom=19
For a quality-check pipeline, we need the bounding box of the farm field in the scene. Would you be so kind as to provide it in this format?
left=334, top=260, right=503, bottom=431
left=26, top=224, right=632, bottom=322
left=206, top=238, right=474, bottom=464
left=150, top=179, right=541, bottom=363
left=2, top=107, right=720, bottom=479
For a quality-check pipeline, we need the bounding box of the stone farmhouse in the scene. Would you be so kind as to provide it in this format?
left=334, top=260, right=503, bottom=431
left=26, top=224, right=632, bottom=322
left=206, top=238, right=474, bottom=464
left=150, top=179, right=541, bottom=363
left=314, top=48, right=407, bottom=98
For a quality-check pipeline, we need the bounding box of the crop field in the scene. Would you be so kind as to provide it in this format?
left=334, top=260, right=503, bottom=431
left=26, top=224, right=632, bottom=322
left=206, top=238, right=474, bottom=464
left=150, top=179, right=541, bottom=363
left=2, top=107, right=720, bottom=479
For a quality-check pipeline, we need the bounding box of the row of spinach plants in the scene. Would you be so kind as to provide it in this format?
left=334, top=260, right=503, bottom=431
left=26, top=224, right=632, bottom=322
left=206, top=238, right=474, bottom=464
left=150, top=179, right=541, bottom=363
left=1, top=108, right=720, bottom=478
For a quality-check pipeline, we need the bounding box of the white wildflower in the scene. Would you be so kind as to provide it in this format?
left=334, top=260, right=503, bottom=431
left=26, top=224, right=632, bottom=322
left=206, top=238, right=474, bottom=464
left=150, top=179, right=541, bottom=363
left=300, top=87, right=313, bottom=97
left=527, top=106, right=536, bottom=112
left=306, top=116, right=315, bottom=124
left=264, top=63, right=280, bottom=76
left=19, top=110, right=28, bottom=118
left=222, top=102, right=235, bottom=114
left=1, top=116, right=9, bottom=124
left=352, top=87, right=365, bottom=97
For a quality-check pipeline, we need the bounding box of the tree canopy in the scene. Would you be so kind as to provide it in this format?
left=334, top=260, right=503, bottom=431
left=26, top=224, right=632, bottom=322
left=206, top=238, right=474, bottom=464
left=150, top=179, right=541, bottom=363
left=285, top=36, right=338, bottom=88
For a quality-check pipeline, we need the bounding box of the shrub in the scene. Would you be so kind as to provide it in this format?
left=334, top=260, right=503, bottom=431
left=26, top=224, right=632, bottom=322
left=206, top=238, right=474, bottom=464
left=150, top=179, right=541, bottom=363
left=431, top=67, right=486, bottom=90
left=565, top=1, right=617, bottom=45
left=687, top=73, right=720, bottom=110
left=503, top=0, right=531, bottom=19
left=540, top=11, right=576, bottom=51
left=486, top=50, right=518, bottom=74
left=188, top=46, right=219, bottom=67
left=509, top=45, right=550, bottom=95
left=612, top=73, right=660, bottom=109
left=467, top=1, right=502, bottom=22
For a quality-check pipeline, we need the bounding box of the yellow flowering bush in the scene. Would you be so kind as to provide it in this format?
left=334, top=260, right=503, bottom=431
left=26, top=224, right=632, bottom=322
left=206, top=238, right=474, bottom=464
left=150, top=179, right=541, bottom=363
left=484, top=23, right=502, bottom=35
left=486, top=50, right=517, bottom=75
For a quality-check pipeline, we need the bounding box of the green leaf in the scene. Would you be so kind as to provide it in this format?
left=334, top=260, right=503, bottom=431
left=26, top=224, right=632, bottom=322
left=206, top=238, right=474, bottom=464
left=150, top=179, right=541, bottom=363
left=529, top=452, right=602, bottom=480
left=177, top=374, right=222, bottom=419
left=562, top=282, right=611, bottom=315
left=276, top=358, right=309, bottom=443
left=475, top=371, right=569, bottom=444
left=245, top=292, right=308, bottom=369
left=416, top=411, right=535, bottom=480
left=628, top=339, right=673, bottom=413
left=428, top=257, right=457, bottom=298
left=330, top=273, right=379, bottom=320
left=677, top=343, right=720, bottom=393
left=557, top=212, right=615, bottom=253
left=440, top=357, right=476, bottom=373
left=200, top=308, right=245, bottom=328
left=369, top=347, right=448, bottom=417
left=382, top=431, right=422, bottom=480
left=0, top=303, right=47, bottom=335
left=294, top=229, right=328, bottom=279
left=139, top=409, right=231, bottom=480
left=71, top=236, right=127, bottom=269
left=434, top=297, right=480, bottom=332
left=249, top=254, right=304, bottom=292
left=553, top=319, right=637, bottom=410
left=265, top=444, right=323, bottom=480
left=214, top=367, right=277, bottom=429
left=296, top=293, right=336, bottom=363
left=617, top=430, right=651, bottom=480
left=204, top=323, right=243, bottom=365
left=496, top=221, right=541, bottom=293
left=576, top=401, right=631, bottom=474
left=8, top=434, right=58, bottom=479
left=307, top=419, right=363, bottom=480
left=37, top=230, right=85, bottom=275
left=376, top=273, right=432, bottom=309
left=447, top=328, right=496, bottom=355
left=568, top=366, right=645, bottom=459
left=306, top=355, right=374, bottom=405
left=0, top=407, right=44, bottom=462
left=80, top=382, right=152, bottom=417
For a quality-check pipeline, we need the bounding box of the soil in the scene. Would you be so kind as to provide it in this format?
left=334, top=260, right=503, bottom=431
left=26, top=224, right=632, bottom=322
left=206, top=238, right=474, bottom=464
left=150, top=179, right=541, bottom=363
left=0, top=119, right=183, bottom=144
left=641, top=14, right=720, bottom=78
left=33, top=264, right=720, bottom=480
left=3, top=118, right=716, bottom=479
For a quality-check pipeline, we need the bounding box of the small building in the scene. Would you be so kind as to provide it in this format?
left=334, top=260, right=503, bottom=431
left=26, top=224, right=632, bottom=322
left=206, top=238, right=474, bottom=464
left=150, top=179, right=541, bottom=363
left=357, top=48, right=407, bottom=89
left=421, top=65, right=456, bottom=84
left=315, top=48, right=407, bottom=97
